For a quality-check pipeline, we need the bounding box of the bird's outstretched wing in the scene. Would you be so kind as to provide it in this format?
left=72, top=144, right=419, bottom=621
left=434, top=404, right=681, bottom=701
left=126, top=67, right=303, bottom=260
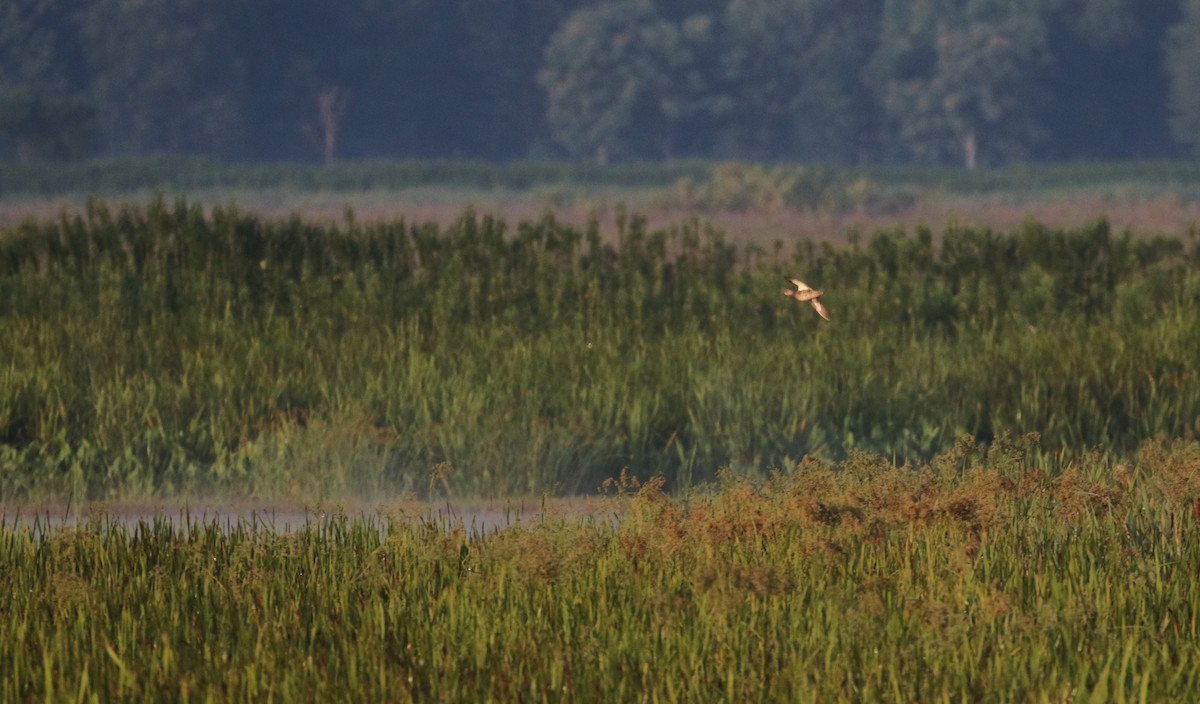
left=810, top=297, right=830, bottom=321
left=785, top=276, right=813, bottom=292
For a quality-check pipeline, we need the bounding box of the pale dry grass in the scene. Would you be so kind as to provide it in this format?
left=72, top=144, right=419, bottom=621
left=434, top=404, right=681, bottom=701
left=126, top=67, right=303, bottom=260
left=4, top=186, right=1199, bottom=247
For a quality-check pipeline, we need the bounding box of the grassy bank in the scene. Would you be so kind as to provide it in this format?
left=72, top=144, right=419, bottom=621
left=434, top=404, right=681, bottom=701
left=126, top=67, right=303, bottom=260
left=1, top=199, right=1199, bottom=499
left=3, top=444, right=1199, bottom=701
left=0, top=158, right=707, bottom=197
left=4, top=157, right=1200, bottom=198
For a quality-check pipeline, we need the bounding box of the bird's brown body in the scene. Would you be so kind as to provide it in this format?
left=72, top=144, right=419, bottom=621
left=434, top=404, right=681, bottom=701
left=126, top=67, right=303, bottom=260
left=783, top=276, right=830, bottom=321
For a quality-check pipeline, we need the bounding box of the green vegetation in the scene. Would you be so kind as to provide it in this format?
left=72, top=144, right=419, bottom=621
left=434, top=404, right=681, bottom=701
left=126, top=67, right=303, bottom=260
left=6, top=158, right=1200, bottom=208
left=0, top=158, right=864, bottom=211
left=4, top=444, right=1200, bottom=701
left=0, top=0, right=1188, bottom=163
left=4, top=194, right=1199, bottom=700
left=2, top=198, right=1199, bottom=500
left=658, top=163, right=899, bottom=213
left=0, top=158, right=709, bottom=199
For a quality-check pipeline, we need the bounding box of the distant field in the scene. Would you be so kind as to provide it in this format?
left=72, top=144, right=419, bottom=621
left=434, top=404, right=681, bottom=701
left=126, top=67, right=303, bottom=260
left=3, top=159, right=1200, bottom=243
left=6, top=187, right=1200, bottom=246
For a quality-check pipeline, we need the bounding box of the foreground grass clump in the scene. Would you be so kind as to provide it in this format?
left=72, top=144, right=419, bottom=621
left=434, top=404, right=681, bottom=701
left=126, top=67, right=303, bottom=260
left=1, top=199, right=1199, bottom=498
left=3, top=441, right=1200, bottom=701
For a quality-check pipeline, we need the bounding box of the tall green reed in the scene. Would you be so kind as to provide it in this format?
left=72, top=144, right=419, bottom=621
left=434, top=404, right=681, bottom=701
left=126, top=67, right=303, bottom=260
left=1, top=198, right=1198, bottom=498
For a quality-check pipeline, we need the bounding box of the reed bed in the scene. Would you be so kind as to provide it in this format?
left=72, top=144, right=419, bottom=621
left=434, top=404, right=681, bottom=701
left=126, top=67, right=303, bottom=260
left=1, top=199, right=1199, bottom=499
left=2, top=444, right=1199, bottom=701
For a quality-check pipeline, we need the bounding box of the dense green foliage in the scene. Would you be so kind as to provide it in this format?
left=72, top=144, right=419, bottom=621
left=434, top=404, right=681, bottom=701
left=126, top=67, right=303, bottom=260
left=1, top=200, right=1198, bottom=499
left=0, top=0, right=1189, bottom=163
left=3, top=445, right=1200, bottom=700
left=1167, top=0, right=1200, bottom=151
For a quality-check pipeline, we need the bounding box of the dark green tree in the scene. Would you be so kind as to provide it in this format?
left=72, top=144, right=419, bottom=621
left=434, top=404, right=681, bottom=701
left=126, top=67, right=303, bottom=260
left=871, top=0, right=1050, bottom=167
left=0, top=0, right=58, bottom=86
left=1038, top=0, right=1177, bottom=160
left=1056, top=0, right=1137, bottom=44
left=0, top=0, right=96, bottom=161
left=1166, top=0, right=1200, bottom=153
left=458, top=0, right=588, bottom=158
left=720, top=0, right=882, bottom=161
left=0, top=0, right=1184, bottom=163
left=230, top=0, right=484, bottom=160
left=539, top=0, right=719, bottom=162
left=0, top=88, right=97, bottom=162
left=80, top=0, right=245, bottom=154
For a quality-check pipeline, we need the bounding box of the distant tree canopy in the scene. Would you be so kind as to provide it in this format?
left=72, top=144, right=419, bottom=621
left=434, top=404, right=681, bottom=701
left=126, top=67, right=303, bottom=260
left=1167, top=0, right=1200, bottom=151
left=870, top=0, right=1051, bottom=168
left=0, top=0, right=97, bottom=161
left=539, top=0, right=719, bottom=162
left=0, top=0, right=1193, bottom=164
left=720, top=0, right=880, bottom=162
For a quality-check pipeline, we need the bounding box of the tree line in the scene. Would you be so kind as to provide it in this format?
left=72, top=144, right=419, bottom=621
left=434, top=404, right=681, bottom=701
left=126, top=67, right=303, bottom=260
left=1, top=0, right=1197, bottom=167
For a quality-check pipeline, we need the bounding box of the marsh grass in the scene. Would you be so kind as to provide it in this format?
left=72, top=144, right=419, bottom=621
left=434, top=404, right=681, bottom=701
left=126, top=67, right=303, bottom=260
left=1, top=199, right=1199, bottom=499
left=3, top=444, right=1199, bottom=701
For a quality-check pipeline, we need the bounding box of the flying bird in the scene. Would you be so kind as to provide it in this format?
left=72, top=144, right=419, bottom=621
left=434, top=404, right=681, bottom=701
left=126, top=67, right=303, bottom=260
left=783, top=276, right=830, bottom=321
